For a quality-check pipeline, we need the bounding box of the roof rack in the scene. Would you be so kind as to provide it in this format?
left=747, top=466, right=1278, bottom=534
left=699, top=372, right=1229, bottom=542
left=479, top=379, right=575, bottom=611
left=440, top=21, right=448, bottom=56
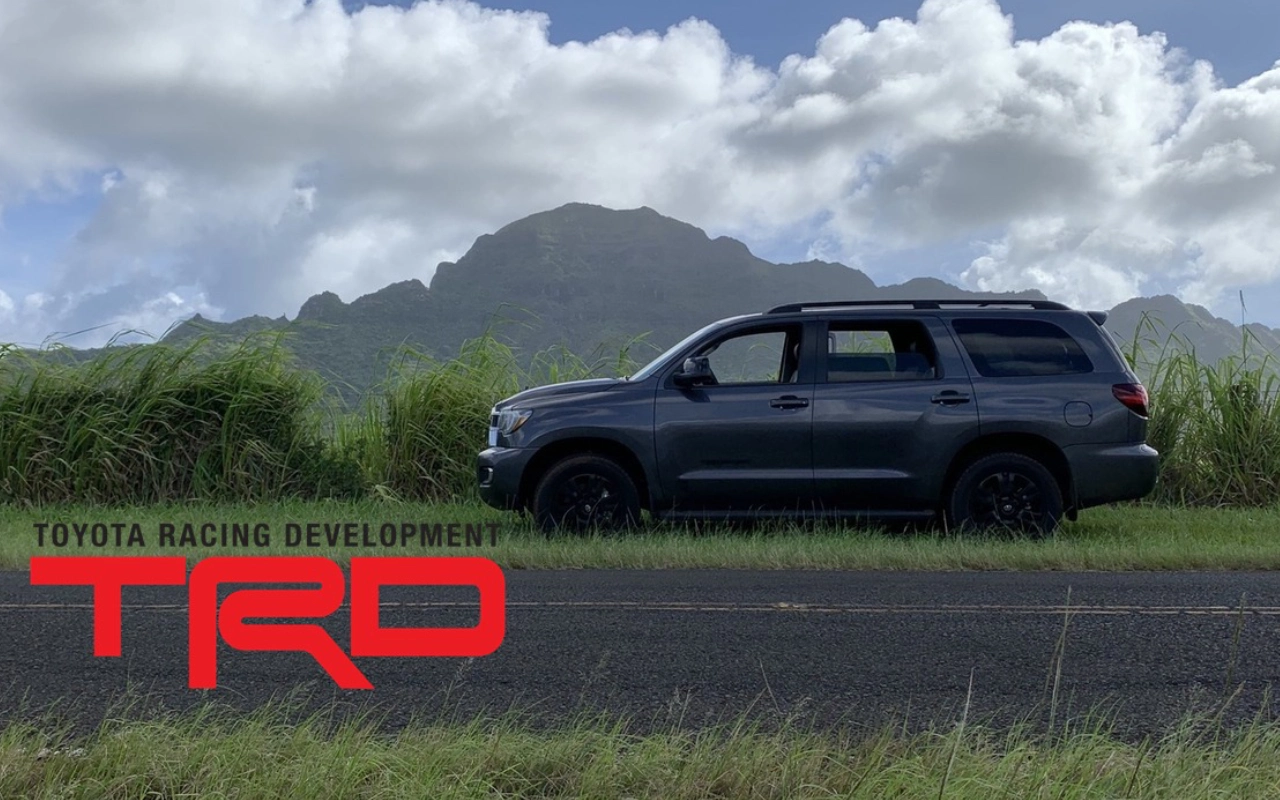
left=765, top=299, right=1072, bottom=314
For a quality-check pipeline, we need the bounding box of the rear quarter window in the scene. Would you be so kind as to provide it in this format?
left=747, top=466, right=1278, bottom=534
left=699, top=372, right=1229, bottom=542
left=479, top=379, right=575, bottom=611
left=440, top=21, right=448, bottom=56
left=952, top=318, right=1093, bottom=378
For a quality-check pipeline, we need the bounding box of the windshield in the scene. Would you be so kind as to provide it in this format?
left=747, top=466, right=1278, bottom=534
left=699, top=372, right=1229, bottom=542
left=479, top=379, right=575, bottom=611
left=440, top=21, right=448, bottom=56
left=627, top=317, right=748, bottom=381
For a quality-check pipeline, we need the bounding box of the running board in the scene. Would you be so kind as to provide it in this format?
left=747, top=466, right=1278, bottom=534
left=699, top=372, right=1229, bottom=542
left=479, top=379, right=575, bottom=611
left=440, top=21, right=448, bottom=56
left=653, top=508, right=937, bottom=523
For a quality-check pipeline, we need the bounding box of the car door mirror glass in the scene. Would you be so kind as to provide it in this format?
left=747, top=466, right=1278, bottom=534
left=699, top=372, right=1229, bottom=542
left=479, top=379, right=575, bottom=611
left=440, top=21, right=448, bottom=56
left=673, top=355, right=714, bottom=386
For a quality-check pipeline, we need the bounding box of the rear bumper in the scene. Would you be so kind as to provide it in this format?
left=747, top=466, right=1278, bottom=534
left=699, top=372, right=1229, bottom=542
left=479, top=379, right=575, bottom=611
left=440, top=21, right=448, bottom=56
left=1065, top=442, right=1160, bottom=507
left=477, top=447, right=533, bottom=511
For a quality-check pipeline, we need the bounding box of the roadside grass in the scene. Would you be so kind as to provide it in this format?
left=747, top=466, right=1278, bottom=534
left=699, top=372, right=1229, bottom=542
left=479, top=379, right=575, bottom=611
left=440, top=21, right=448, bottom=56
left=5, top=500, right=1280, bottom=571
left=6, top=701, right=1280, bottom=799
left=0, top=336, right=364, bottom=505
left=1127, top=312, right=1280, bottom=506
left=0, top=329, right=643, bottom=506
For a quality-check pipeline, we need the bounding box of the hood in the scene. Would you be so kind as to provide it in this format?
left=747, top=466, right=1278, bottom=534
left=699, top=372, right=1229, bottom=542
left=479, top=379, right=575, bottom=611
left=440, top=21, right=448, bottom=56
left=497, top=378, right=624, bottom=408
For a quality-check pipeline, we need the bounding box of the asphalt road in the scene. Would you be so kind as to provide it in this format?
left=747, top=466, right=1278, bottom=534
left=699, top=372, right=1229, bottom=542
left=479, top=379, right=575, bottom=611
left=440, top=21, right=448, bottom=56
left=4, top=569, right=1280, bottom=738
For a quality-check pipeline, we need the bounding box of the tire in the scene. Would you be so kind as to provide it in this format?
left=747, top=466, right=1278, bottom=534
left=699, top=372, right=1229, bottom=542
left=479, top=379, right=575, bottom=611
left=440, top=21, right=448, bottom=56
left=531, top=454, right=641, bottom=534
left=946, top=453, right=1063, bottom=537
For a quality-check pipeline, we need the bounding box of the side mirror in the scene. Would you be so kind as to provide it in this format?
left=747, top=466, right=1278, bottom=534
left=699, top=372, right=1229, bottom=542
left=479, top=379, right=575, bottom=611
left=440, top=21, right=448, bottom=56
left=673, top=355, right=712, bottom=387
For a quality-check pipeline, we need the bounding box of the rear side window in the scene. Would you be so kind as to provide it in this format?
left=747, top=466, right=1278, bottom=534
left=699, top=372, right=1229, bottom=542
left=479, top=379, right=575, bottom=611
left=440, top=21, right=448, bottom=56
left=824, top=321, right=938, bottom=382
left=952, top=318, right=1093, bottom=378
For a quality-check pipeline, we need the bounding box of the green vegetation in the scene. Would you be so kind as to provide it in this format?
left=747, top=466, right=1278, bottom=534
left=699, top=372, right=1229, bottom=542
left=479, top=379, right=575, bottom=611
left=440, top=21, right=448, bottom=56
left=0, top=332, right=641, bottom=507
left=7, top=702, right=1280, bottom=799
left=1127, top=314, right=1280, bottom=506
left=3, top=304, right=1280, bottom=514
left=5, top=501, right=1280, bottom=571
left=0, top=338, right=362, bottom=505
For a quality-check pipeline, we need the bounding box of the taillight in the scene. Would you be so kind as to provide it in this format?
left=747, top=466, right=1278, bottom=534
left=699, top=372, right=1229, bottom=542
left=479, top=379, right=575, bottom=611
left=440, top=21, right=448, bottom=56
left=1112, top=383, right=1149, bottom=417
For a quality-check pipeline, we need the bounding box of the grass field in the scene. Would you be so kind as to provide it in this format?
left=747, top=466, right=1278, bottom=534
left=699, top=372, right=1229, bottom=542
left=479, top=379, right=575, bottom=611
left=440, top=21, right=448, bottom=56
left=6, top=701, right=1280, bottom=799
left=6, top=499, right=1280, bottom=571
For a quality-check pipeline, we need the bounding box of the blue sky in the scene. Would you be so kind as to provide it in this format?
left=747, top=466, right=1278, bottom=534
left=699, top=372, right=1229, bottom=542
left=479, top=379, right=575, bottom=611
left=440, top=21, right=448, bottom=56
left=2, top=0, right=1280, bottom=346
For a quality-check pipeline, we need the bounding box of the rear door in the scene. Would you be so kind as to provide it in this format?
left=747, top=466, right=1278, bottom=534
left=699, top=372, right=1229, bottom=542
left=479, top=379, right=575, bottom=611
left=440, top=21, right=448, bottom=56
left=654, top=319, right=816, bottom=512
left=811, top=316, right=977, bottom=511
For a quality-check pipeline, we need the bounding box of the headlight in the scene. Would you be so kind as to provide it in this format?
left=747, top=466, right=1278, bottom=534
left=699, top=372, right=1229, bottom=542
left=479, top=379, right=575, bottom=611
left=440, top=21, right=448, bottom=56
left=489, top=408, right=533, bottom=446
left=496, top=408, right=533, bottom=434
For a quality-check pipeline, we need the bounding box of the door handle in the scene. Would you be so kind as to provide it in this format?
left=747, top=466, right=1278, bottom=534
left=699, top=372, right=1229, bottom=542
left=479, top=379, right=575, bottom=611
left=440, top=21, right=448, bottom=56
left=931, top=391, right=971, bottom=405
left=769, top=395, right=810, bottom=410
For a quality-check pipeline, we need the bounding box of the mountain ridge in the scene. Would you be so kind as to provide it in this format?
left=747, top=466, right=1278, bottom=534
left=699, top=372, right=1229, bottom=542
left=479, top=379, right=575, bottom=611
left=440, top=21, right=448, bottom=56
left=149, top=202, right=1280, bottom=398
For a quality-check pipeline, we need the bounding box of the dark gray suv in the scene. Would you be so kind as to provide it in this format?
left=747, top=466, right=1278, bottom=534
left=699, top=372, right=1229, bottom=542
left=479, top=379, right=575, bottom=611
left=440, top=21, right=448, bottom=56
left=476, top=300, right=1159, bottom=534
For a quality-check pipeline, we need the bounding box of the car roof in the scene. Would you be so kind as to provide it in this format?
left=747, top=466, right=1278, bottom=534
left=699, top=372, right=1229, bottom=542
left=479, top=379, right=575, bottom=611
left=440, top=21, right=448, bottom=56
left=697, top=301, right=1108, bottom=336
left=752, top=300, right=1105, bottom=327
left=764, top=299, right=1071, bottom=314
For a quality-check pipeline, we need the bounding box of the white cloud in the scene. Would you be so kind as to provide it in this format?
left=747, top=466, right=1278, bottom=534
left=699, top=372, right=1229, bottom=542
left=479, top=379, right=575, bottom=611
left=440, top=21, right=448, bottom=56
left=1, top=0, right=1280, bottom=344
left=294, top=218, right=459, bottom=304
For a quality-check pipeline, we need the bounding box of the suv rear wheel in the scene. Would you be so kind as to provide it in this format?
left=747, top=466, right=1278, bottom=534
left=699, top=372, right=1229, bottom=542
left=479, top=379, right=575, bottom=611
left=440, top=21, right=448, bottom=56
left=531, top=454, right=641, bottom=534
left=947, top=453, right=1063, bottom=536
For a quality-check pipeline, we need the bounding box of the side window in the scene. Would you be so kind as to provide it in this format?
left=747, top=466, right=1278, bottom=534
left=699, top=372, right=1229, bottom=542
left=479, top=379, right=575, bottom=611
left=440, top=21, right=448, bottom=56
left=696, top=326, right=801, bottom=385
left=952, top=318, right=1093, bottom=377
left=824, top=321, right=938, bottom=382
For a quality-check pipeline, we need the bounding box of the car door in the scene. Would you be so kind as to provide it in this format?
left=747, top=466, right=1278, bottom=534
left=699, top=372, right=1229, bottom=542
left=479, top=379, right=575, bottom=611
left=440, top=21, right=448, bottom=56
left=653, top=319, right=816, bottom=513
left=811, top=316, right=977, bottom=511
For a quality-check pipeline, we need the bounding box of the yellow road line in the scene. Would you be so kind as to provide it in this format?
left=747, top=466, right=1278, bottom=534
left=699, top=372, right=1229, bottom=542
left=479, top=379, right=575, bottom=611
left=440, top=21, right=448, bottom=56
left=0, top=601, right=1269, bottom=616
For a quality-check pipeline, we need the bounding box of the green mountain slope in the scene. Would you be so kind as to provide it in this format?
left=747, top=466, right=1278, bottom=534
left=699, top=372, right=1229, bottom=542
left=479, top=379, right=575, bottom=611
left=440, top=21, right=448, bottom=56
left=151, top=202, right=1280, bottom=399
left=164, top=204, right=1045, bottom=396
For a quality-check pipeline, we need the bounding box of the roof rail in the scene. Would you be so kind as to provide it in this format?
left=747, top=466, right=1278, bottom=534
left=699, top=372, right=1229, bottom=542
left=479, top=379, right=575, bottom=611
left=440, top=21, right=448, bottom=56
left=765, top=299, right=1072, bottom=314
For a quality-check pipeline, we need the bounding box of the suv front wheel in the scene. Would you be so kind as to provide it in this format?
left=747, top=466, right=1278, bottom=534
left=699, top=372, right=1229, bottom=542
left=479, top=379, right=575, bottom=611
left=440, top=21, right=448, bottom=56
left=531, top=454, right=641, bottom=534
left=947, top=453, right=1063, bottom=536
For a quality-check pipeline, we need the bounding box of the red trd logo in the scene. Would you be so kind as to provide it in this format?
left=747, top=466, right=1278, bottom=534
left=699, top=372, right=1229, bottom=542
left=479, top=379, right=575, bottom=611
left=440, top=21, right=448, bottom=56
left=29, top=556, right=506, bottom=690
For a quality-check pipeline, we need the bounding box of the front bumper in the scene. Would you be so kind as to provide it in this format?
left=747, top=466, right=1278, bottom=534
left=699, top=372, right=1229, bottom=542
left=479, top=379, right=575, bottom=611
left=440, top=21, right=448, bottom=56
left=1065, top=442, right=1160, bottom=508
left=477, top=446, right=533, bottom=511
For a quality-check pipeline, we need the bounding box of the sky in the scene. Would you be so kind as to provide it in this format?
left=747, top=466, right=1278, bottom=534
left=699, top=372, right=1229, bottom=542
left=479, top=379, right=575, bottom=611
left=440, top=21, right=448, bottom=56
left=1, top=0, right=1279, bottom=348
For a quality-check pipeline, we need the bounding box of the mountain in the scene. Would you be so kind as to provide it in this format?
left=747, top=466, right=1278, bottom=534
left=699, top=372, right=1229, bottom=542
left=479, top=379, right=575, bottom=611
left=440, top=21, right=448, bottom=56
left=155, top=202, right=1280, bottom=399
left=1106, top=294, right=1280, bottom=366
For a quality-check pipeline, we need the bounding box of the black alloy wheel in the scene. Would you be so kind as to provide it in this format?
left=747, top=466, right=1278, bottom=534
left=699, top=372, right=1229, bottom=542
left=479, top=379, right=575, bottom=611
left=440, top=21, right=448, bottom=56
left=947, top=452, right=1063, bottom=537
left=532, top=454, right=641, bottom=534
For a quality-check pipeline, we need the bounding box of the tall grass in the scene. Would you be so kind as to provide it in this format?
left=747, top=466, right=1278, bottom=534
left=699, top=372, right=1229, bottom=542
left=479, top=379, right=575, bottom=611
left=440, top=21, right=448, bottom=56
left=9, top=702, right=1280, bottom=799
left=0, top=329, right=643, bottom=507
left=0, top=335, right=362, bottom=505
left=4, top=319, right=1280, bottom=509
left=1123, top=314, right=1280, bottom=506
